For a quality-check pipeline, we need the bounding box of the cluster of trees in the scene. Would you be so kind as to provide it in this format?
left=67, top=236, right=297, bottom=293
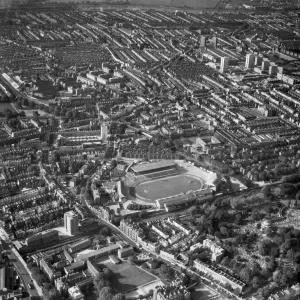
left=127, top=204, right=152, bottom=211
left=258, top=265, right=297, bottom=298
left=109, top=122, right=127, bottom=136
left=233, top=232, right=257, bottom=247
left=274, top=174, right=300, bottom=199
left=221, top=258, right=263, bottom=284
left=47, top=105, right=86, bottom=121
left=3, top=108, right=25, bottom=120
left=27, top=165, right=40, bottom=176
left=194, top=205, right=234, bottom=238
left=221, top=252, right=296, bottom=294
left=209, top=159, right=231, bottom=174
left=93, top=269, right=125, bottom=300
left=93, top=226, right=112, bottom=246
left=282, top=174, right=300, bottom=184
left=259, top=227, right=300, bottom=261
left=27, top=263, right=60, bottom=300
left=0, top=252, right=9, bottom=268
left=219, top=226, right=300, bottom=297
left=273, top=161, right=298, bottom=177
left=186, top=247, right=211, bottom=264
left=159, top=263, right=175, bottom=281
left=14, top=97, right=32, bottom=109
left=228, top=192, right=267, bottom=210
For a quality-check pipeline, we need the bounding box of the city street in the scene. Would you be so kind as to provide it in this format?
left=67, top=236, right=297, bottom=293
left=0, top=233, right=41, bottom=298
left=84, top=201, right=236, bottom=300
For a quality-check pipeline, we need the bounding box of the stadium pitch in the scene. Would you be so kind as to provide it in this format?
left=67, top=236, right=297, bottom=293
left=135, top=174, right=203, bottom=201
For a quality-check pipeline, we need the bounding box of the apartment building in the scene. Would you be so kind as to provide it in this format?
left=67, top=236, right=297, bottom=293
left=202, top=239, right=225, bottom=263
left=64, top=211, right=79, bottom=235
left=194, top=260, right=245, bottom=293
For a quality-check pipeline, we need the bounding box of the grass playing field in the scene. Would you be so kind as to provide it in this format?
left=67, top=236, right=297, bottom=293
left=135, top=174, right=203, bottom=201
left=97, top=260, right=157, bottom=293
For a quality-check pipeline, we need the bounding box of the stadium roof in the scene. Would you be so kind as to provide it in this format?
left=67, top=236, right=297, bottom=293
left=131, top=161, right=176, bottom=173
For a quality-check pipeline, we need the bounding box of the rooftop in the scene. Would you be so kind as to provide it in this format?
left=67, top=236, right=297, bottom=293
left=131, top=160, right=176, bottom=173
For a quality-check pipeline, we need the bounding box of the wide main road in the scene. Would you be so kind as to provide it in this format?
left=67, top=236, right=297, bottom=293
left=0, top=235, right=41, bottom=298
left=0, top=74, right=49, bottom=107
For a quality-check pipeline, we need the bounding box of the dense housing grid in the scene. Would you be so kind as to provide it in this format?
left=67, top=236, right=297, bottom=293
left=1, top=1, right=300, bottom=300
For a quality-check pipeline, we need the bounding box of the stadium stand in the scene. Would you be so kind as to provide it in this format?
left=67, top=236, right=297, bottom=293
left=130, top=160, right=176, bottom=176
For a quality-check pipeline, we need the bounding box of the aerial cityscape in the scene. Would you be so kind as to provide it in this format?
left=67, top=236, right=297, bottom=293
left=0, top=0, right=300, bottom=300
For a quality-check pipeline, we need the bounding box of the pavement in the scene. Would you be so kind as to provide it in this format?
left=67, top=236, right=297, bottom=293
left=84, top=203, right=241, bottom=300
left=0, top=229, right=42, bottom=298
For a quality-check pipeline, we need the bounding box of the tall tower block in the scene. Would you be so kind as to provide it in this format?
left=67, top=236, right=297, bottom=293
left=212, top=36, right=218, bottom=48
left=101, top=123, right=108, bottom=141
left=200, top=36, right=207, bottom=47
left=220, top=57, right=229, bottom=73
left=245, top=53, right=254, bottom=69
left=64, top=211, right=79, bottom=235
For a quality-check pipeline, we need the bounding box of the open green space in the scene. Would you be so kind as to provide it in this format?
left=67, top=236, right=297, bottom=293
left=135, top=175, right=203, bottom=201
left=191, top=283, right=219, bottom=300
left=0, top=103, right=14, bottom=112
left=97, top=259, right=156, bottom=293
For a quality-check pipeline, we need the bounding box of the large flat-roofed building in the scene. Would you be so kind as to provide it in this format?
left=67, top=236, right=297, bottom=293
left=42, top=230, right=59, bottom=246
left=64, top=211, right=79, bottom=235
left=131, top=160, right=176, bottom=176
left=64, top=249, right=74, bottom=263
left=118, top=247, right=134, bottom=258
left=64, top=261, right=86, bottom=275
left=196, top=136, right=222, bottom=152
left=86, top=259, right=99, bottom=276
left=69, top=238, right=91, bottom=254
left=40, top=259, right=54, bottom=280
left=75, top=244, right=120, bottom=262
left=25, top=233, right=42, bottom=247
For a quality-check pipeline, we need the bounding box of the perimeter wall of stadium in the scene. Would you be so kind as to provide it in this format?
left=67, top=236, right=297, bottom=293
left=157, top=189, right=213, bottom=209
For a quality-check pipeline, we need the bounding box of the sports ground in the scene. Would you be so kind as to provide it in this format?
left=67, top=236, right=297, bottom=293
left=97, top=259, right=157, bottom=293
left=135, top=174, right=203, bottom=201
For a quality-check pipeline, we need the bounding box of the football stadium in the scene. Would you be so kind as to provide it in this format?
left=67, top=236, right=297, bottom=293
left=125, top=160, right=218, bottom=211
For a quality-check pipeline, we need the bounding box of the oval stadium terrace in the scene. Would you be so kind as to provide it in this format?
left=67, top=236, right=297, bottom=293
left=130, top=160, right=176, bottom=176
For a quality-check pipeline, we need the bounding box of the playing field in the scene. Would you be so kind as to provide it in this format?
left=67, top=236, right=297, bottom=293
left=97, top=260, right=157, bottom=293
left=191, top=283, right=219, bottom=300
left=135, top=175, right=203, bottom=201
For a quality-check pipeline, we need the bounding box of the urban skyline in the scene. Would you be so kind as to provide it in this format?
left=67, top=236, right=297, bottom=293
left=0, top=1, right=299, bottom=300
